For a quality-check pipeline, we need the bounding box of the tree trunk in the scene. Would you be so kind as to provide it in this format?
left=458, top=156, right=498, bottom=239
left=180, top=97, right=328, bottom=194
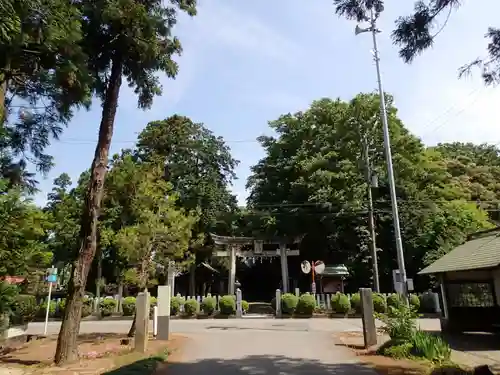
left=54, top=57, right=123, bottom=365
left=128, top=314, right=136, bottom=337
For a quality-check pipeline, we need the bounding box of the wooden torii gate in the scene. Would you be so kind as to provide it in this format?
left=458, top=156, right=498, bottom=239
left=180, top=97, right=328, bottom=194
left=210, top=233, right=302, bottom=295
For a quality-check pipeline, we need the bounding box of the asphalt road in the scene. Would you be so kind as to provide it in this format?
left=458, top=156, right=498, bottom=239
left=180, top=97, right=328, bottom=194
left=26, top=317, right=440, bottom=336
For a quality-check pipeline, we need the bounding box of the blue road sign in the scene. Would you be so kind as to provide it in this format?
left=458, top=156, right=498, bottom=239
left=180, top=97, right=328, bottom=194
left=47, top=274, right=57, bottom=283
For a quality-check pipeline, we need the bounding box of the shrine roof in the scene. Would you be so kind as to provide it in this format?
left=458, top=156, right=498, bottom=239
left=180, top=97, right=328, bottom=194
left=209, top=233, right=303, bottom=245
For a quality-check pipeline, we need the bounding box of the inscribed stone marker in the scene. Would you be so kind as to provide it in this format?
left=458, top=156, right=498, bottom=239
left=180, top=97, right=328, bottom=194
left=359, top=288, right=377, bottom=348
left=135, top=292, right=150, bottom=353
left=157, top=285, right=171, bottom=341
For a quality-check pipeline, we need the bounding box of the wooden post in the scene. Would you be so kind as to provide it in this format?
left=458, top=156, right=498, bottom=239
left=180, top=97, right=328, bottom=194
left=135, top=292, right=150, bottom=353
left=359, top=288, right=377, bottom=348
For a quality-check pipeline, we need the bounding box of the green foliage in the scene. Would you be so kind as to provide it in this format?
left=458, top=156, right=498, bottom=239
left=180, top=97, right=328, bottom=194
left=54, top=298, right=93, bottom=318
left=10, top=294, right=36, bottom=326
left=136, top=115, right=239, bottom=234
left=373, top=293, right=387, bottom=313
left=110, top=157, right=199, bottom=290
left=0, top=282, right=18, bottom=317
left=241, top=300, right=249, bottom=314
left=36, top=300, right=56, bottom=319
left=81, top=299, right=93, bottom=318
left=218, top=295, right=236, bottom=315
left=280, top=293, right=298, bottom=315
left=170, top=296, right=184, bottom=316
left=409, top=294, right=420, bottom=311
left=183, top=299, right=198, bottom=316
left=99, top=299, right=117, bottom=317
left=0, top=183, right=52, bottom=277
left=331, top=293, right=351, bottom=314
left=201, top=296, right=216, bottom=315
left=122, top=297, right=136, bottom=316
left=387, top=294, right=404, bottom=309
left=410, top=330, right=451, bottom=363
left=380, top=341, right=413, bottom=359
left=377, top=303, right=420, bottom=341
left=295, top=293, right=316, bottom=316
left=350, top=293, right=361, bottom=313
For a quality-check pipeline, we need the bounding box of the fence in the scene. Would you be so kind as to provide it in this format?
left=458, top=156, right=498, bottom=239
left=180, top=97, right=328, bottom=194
left=44, top=290, right=442, bottom=315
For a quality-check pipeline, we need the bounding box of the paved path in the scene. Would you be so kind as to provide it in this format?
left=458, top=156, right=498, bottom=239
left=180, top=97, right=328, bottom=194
left=26, top=317, right=441, bottom=336
left=163, top=328, right=377, bottom=375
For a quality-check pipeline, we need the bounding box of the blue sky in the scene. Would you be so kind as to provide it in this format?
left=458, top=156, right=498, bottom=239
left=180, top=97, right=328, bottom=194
left=35, top=0, right=500, bottom=206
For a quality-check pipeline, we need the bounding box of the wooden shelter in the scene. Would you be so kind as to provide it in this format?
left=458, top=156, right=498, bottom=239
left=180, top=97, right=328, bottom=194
left=419, top=228, right=500, bottom=333
left=210, top=234, right=302, bottom=295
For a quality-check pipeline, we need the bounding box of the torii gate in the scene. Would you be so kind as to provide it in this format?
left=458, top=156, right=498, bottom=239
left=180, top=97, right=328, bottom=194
left=210, top=234, right=302, bottom=295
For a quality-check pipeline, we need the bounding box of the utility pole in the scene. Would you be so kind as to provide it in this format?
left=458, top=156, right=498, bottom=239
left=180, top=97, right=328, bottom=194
left=362, top=133, right=380, bottom=293
left=354, top=7, right=409, bottom=300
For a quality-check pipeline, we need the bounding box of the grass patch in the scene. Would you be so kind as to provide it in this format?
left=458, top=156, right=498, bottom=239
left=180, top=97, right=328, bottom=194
left=104, top=349, right=168, bottom=375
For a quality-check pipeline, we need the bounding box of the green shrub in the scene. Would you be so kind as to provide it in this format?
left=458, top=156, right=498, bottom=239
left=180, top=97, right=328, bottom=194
left=281, top=293, right=298, bottom=315
left=295, top=293, right=316, bottom=316
left=170, top=296, right=184, bottom=316
left=410, top=330, right=451, bottom=363
left=10, top=294, right=37, bottom=326
left=373, top=293, right=387, bottom=313
left=100, top=298, right=117, bottom=316
left=184, top=299, right=198, bottom=316
left=409, top=294, right=420, bottom=311
left=387, top=294, right=404, bottom=309
left=219, top=295, right=236, bottom=315
left=241, top=300, right=249, bottom=314
left=349, top=293, right=361, bottom=313
left=381, top=341, right=413, bottom=359
left=331, top=293, right=351, bottom=314
left=122, top=297, right=136, bottom=316
left=36, top=300, right=56, bottom=319
left=419, top=292, right=436, bottom=313
left=377, top=303, right=419, bottom=340
left=201, top=296, right=217, bottom=315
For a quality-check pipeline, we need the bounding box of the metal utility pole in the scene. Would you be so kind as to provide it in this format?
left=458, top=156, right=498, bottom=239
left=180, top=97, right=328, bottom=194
left=355, top=8, right=408, bottom=299
left=362, top=134, right=380, bottom=293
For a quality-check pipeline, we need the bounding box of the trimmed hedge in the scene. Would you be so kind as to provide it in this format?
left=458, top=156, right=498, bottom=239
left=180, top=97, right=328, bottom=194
left=281, top=293, right=298, bottom=315
left=122, top=297, right=136, bottom=316
left=295, top=293, right=316, bottom=316
left=331, top=293, right=350, bottom=314
left=219, top=295, right=236, bottom=315
left=100, top=299, right=117, bottom=316
left=184, top=299, right=199, bottom=316
left=201, top=296, right=217, bottom=315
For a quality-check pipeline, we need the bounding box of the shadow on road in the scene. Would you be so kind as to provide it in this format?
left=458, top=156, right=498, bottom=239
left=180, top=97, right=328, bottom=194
left=104, top=355, right=378, bottom=375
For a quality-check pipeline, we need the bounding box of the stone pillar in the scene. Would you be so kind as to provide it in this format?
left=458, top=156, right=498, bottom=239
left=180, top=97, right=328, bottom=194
left=157, top=285, right=171, bottom=341
left=275, top=289, right=282, bottom=318
left=236, top=288, right=243, bottom=318
left=279, top=244, right=289, bottom=293
left=135, top=291, right=150, bottom=353
left=295, top=287, right=300, bottom=298
left=359, top=288, right=377, bottom=348
left=432, top=292, right=442, bottom=314
left=228, top=246, right=236, bottom=295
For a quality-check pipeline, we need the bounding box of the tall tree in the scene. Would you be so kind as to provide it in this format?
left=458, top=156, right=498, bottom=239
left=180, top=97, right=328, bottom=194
left=247, top=93, right=493, bottom=291
left=136, top=115, right=238, bottom=232
left=332, top=0, right=499, bottom=83
left=113, top=161, right=198, bottom=336
left=0, top=179, right=51, bottom=277
left=0, top=0, right=91, bottom=186
left=55, top=0, right=197, bottom=363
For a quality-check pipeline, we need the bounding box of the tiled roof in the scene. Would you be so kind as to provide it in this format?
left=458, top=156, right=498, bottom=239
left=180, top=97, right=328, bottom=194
left=419, top=229, right=500, bottom=275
